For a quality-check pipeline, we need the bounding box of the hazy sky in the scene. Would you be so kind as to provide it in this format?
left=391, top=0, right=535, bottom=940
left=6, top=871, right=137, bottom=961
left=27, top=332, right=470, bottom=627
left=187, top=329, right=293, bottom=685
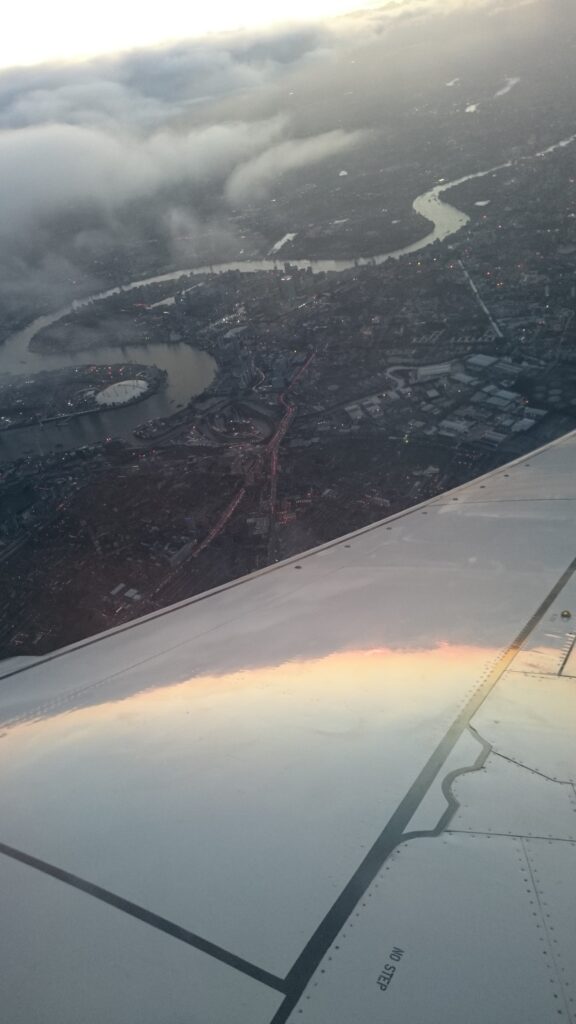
left=3, top=0, right=518, bottom=68
left=3, top=0, right=387, bottom=68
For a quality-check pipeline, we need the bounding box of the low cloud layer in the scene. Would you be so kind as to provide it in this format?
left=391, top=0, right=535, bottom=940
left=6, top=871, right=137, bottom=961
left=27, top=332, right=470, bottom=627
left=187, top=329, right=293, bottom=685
left=0, top=118, right=290, bottom=235
left=0, top=0, right=556, bottom=325
left=0, top=26, right=330, bottom=133
left=226, top=129, right=365, bottom=204
left=0, top=21, right=371, bottom=322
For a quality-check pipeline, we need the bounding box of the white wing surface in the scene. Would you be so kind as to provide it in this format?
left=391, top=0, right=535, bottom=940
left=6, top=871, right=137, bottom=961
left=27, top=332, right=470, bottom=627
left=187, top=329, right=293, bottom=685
left=1, top=432, right=576, bottom=1023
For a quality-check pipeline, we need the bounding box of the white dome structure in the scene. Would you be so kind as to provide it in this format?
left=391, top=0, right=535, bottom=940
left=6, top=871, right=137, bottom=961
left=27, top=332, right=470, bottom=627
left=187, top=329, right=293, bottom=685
left=95, top=380, right=149, bottom=407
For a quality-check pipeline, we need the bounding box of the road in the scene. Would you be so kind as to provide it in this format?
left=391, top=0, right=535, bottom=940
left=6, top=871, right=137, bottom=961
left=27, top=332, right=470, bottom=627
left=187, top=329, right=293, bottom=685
left=266, top=352, right=316, bottom=562
left=458, top=259, right=504, bottom=339
left=151, top=351, right=315, bottom=599
left=550, top=310, right=575, bottom=368
left=192, top=487, right=246, bottom=558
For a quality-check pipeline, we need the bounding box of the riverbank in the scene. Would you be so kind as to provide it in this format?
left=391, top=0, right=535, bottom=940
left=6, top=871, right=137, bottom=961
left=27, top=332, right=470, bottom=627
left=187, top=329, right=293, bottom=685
left=0, top=346, right=215, bottom=462
left=0, top=364, right=167, bottom=433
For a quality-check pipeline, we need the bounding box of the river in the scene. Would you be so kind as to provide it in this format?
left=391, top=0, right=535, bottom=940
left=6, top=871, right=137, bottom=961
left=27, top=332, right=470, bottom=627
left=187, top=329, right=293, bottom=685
left=2, top=131, right=574, bottom=463
left=0, top=340, right=216, bottom=462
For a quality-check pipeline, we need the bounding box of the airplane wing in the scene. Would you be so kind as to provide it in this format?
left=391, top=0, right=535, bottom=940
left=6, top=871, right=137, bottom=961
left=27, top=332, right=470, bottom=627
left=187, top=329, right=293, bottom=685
left=1, top=431, right=575, bottom=1024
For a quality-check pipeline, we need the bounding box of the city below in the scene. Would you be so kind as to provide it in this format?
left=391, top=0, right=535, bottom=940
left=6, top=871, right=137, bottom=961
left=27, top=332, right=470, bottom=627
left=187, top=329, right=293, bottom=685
left=1, top=33, right=575, bottom=657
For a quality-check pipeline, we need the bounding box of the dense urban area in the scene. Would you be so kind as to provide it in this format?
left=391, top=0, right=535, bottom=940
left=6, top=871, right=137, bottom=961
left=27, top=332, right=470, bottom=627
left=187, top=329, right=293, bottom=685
left=1, top=10, right=575, bottom=657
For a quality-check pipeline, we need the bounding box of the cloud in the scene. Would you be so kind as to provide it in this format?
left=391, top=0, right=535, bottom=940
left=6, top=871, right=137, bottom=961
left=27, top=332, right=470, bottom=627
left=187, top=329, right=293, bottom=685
left=0, top=0, right=558, bottom=321
left=0, top=250, right=102, bottom=316
left=0, top=118, right=288, bottom=236
left=0, top=26, right=330, bottom=133
left=226, top=129, right=365, bottom=204
left=0, top=112, right=360, bottom=235
left=346, top=0, right=533, bottom=21
left=0, top=104, right=360, bottom=314
left=0, top=21, right=349, bottom=319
